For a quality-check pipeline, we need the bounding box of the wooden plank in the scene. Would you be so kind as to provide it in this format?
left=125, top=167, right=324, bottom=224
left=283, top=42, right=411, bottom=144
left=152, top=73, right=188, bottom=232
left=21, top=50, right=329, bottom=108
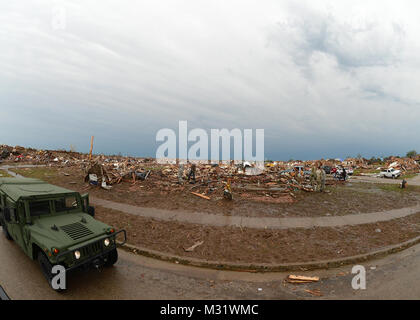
left=191, top=192, right=210, bottom=200
left=287, top=275, right=319, bottom=282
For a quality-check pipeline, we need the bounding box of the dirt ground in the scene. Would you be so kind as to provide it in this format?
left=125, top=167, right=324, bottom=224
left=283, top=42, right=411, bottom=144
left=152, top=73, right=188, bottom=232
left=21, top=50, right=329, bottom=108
left=7, top=165, right=420, bottom=264
left=12, top=166, right=420, bottom=217
left=95, top=205, right=420, bottom=264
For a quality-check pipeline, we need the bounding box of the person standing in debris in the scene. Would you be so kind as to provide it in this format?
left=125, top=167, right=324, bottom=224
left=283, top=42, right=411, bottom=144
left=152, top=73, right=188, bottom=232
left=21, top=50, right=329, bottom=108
left=320, top=164, right=326, bottom=192
left=178, top=164, right=184, bottom=184
left=187, top=163, right=196, bottom=183
left=310, top=165, right=317, bottom=190
left=342, top=167, right=347, bottom=181
left=315, top=165, right=323, bottom=192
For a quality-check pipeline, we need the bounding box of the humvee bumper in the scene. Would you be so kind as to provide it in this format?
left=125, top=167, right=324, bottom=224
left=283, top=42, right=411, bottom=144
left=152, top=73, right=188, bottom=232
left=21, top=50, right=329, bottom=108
left=55, top=229, right=126, bottom=271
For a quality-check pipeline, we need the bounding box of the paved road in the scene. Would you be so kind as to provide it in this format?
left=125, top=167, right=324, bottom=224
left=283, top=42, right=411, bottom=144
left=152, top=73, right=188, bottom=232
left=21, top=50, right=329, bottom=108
left=2, top=227, right=420, bottom=300
left=350, top=174, right=420, bottom=186
left=92, top=196, right=420, bottom=229
left=0, top=231, right=296, bottom=300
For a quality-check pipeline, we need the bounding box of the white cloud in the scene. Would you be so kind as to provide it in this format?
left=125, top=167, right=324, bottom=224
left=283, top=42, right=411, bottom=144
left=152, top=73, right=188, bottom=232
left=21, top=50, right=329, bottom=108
left=1, top=0, right=420, bottom=159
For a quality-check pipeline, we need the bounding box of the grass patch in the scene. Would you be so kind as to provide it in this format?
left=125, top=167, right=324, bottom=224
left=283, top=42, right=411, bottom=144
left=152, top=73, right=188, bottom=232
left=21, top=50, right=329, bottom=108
left=0, top=169, right=13, bottom=177
left=378, top=183, right=420, bottom=193
left=398, top=173, right=418, bottom=180
left=10, top=167, right=59, bottom=183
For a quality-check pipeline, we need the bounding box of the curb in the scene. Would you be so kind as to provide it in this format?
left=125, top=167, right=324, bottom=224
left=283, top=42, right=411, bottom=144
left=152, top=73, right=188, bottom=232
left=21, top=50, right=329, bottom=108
left=118, top=235, right=420, bottom=272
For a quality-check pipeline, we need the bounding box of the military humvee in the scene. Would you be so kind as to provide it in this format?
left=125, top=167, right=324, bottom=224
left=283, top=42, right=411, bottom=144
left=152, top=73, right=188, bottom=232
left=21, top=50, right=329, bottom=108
left=0, top=177, right=126, bottom=290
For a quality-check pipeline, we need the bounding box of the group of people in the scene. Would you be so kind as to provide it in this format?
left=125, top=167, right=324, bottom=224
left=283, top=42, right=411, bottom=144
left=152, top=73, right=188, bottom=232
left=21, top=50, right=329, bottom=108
left=178, top=161, right=349, bottom=192
left=311, top=162, right=326, bottom=192
left=333, top=166, right=347, bottom=181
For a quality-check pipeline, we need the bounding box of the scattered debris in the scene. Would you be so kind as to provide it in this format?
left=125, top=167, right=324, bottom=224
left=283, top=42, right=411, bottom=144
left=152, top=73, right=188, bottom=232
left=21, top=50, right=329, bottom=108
left=88, top=174, right=98, bottom=186
left=191, top=192, right=210, bottom=200
left=101, top=181, right=112, bottom=190
left=223, top=179, right=233, bottom=200
left=6, top=143, right=410, bottom=203
left=184, top=240, right=204, bottom=252
left=286, top=275, right=320, bottom=284
left=304, top=289, right=323, bottom=296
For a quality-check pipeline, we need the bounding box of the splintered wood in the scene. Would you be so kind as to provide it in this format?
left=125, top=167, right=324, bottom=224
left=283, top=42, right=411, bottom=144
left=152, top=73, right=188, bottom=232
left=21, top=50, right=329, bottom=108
left=286, top=275, right=320, bottom=284
left=191, top=192, right=210, bottom=200
left=184, top=241, right=204, bottom=252
left=304, top=289, right=323, bottom=296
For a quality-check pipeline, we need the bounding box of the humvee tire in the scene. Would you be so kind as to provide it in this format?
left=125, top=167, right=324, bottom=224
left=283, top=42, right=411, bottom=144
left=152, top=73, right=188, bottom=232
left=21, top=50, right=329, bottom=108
left=104, top=248, right=118, bottom=267
left=37, top=252, right=65, bottom=292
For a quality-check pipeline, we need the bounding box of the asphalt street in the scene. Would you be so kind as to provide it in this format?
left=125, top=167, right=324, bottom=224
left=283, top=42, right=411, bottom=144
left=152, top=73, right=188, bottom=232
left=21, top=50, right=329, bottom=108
left=2, top=227, right=420, bottom=300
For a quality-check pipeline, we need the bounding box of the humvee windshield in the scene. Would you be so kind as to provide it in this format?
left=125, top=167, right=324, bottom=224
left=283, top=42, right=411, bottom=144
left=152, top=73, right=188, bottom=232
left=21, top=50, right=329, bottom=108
left=29, top=200, right=51, bottom=216
left=54, top=196, right=78, bottom=212
left=28, top=196, right=79, bottom=216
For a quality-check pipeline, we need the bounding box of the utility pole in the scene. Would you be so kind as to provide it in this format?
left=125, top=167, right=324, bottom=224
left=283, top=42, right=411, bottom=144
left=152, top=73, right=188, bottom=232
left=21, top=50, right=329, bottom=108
left=89, top=136, right=94, bottom=161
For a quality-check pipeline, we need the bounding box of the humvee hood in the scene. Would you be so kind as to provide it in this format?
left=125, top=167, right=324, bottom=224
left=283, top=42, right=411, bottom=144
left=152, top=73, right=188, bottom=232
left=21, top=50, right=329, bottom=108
left=28, top=213, right=111, bottom=248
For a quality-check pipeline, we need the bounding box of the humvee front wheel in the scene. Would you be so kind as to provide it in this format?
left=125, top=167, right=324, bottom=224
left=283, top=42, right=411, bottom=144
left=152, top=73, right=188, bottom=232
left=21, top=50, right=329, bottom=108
left=37, top=252, right=65, bottom=292
left=104, top=248, right=118, bottom=267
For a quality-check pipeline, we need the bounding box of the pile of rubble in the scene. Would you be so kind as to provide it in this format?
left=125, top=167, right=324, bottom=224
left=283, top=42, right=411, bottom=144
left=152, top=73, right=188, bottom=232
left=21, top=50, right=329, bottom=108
left=3, top=143, right=419, bottom=203
left=0, top=144, right=328, bottom=202
left=385, top=157, right=420, bottom=173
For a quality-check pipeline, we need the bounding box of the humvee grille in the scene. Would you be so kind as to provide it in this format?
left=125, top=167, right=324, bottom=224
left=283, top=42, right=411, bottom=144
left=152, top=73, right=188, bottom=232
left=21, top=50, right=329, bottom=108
left=60, top=222, right=94, bottom=240
left=81, top=240, right=102, bottom=256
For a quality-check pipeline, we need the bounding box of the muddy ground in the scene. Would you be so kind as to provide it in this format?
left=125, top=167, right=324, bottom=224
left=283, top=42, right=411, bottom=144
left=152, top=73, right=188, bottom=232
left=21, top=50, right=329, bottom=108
left=12, top=166, right=420, bottom=217
left=95, top=205, right=420, bottom=264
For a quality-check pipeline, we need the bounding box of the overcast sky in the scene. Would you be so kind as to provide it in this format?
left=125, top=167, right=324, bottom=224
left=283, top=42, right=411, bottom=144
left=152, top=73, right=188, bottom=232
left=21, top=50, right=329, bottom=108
left=1, top=0, right=420, bottom=160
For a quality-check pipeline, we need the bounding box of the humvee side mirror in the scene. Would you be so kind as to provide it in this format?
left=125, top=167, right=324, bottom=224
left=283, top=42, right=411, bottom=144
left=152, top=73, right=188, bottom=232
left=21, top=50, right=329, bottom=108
left=81, top=193, right=89, bottom=211
left=81, top=193, right=94, bottom=217
left=87, top=206, right=95, bottom=217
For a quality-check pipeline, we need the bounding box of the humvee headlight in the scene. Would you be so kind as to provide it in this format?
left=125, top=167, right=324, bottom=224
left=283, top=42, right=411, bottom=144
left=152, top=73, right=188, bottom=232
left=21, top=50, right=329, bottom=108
left=104, top=238, right=110, bottom=247
left=74, top=250, right=81, bottom=260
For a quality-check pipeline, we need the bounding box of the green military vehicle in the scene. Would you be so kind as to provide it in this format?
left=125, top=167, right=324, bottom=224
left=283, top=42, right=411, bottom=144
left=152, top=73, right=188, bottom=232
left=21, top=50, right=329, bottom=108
left=0, top=177, right=126, bottom=290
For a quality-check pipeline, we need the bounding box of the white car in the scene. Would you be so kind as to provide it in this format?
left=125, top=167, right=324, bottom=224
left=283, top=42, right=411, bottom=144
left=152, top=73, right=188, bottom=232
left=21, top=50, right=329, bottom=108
left=336, top=167, right=353, bottom=176
left=379, top=168, right=401, bottom=179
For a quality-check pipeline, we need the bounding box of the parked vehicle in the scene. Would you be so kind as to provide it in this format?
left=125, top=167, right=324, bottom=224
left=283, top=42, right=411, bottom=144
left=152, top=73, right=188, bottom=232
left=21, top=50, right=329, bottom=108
left=0, top=177, right=126, bottom=291
left=333, top=171, right=348, bottom=181
left=322, top=166, right=332, bottom=174
left=379, top=168, right=401, bottom=179
left=335, top=167, right=353, bottom=176
left=279, top=169, right=294, bottom=176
